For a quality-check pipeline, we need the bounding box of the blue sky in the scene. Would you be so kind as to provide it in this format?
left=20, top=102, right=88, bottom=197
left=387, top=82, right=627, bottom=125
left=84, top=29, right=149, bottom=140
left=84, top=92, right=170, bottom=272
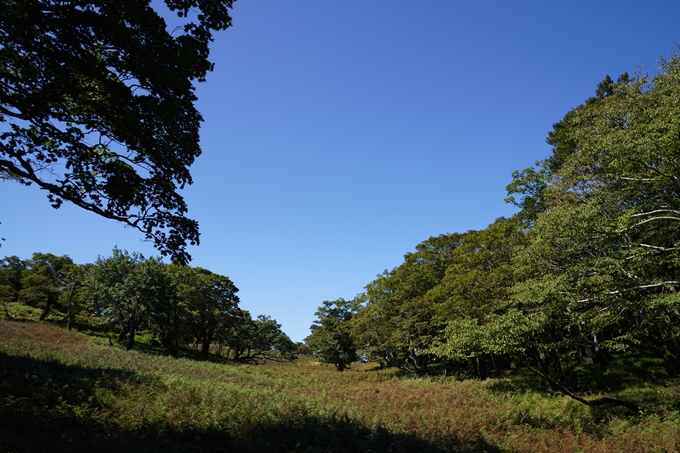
left=2, top=1, right=680, bottom=341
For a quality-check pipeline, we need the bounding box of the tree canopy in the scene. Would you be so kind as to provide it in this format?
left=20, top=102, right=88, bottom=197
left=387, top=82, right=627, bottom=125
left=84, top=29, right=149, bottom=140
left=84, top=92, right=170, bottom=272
left=0, top=0, right=235, bottom=263
left=305, top=51, right=680, bottom=406
left=3, top=247, right=298, bottom=361
left=306, top=298, right=358, bottom=371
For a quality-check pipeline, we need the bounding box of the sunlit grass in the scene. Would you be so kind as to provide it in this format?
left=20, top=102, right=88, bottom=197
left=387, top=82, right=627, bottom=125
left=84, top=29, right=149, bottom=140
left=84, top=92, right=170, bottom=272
left=2, top=301, right=44, bottom=320
left=1, top=319, right=679, bottom=452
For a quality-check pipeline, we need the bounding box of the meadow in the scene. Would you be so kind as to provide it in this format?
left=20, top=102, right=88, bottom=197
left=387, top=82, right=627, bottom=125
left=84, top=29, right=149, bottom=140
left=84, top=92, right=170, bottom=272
left=1, top=318, right=679, bottom=452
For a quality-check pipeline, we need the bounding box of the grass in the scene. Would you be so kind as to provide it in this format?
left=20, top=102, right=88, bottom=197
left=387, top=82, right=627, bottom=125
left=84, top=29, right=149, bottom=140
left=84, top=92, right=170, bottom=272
left=1, top=319, right=679, bottom=452
left=2, top=301, right=44, bottom=320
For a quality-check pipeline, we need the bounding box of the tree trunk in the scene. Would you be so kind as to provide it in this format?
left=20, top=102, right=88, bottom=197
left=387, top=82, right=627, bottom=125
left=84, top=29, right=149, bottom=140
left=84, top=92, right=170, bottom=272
left=127, top=325, right=136, bottom=350
left=118, top=327, right=129, bottom=343
left=476, top=355, right=487, bottom=380
left=67, top=305, right=73, bottom=330
left=201, top=338, right=211, bottom=356
left=418, top=356, right=429, bottom=375
left=162, top=333, right=179, bottom=357
left=39, top=294, right=54, bottom=321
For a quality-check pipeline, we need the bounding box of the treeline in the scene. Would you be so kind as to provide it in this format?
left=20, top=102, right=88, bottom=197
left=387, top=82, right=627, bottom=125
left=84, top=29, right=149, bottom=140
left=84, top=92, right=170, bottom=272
left=307, top=54, right=680, bottom=391
left=0, top=248, right=297, bottom=360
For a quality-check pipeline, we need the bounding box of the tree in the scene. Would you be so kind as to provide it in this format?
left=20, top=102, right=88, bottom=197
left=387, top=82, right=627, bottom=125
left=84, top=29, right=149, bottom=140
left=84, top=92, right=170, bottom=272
left=178, top=266, right=239, bottom=356
left=444, top=57, right=680, bottom=401
left=0, top=256, right=21, bottom=318
left=505, top=72, right=630, bottom=225
left=529, top=58, right=680, bottom=364
left=272, top=333, right=299, bottom=361
left=57, top=261, right=85, bottom=329
left=217, top=308, right=257, bottom=360
left=250, top=315, right=297, bottom=361
left=505, top=163, right=549, bottom=223
left=124, top=256, right=173, bottom=350
left=0, top=0, right=235, bottom=263
left=19, top=252, right=78, bottom=321
left=216, top=311, right=296, bottom=361
left=424, top=217, right=526, bottom=379
left=83, top=248, right=147, bottom=349
left=351, top=233, right=465, bottom=374
left=306, top=298, right=358, bottom=371
left=157, top=264, right=197, bottom=355
left=0, top=255, right=26, bottom=300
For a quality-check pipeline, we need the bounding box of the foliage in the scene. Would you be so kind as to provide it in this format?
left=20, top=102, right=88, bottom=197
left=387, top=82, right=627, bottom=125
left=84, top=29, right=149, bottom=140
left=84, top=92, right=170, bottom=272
left=334, top=51, right=680, bottom=410
left=249, top=314, right=298, bottom=361
left=2, top=247, right=296, bottom=362
left=351, top=233, right=465, bottom=374
left=398, top=217, right=521, bottom=381
left=473, top=57, right=680, bottom=391
left=0, top=255, right=26, bottom=298
left=164, top=264, right=240, bottom=356
left=18, top=252, right=81, bottom=324
left=82, top=247, right=148, bottom=350
left=505, top=163, right=550, bottom=222
left=306, top=298, right=358, bottom=371
left=0, top=0, right=235, bottom=263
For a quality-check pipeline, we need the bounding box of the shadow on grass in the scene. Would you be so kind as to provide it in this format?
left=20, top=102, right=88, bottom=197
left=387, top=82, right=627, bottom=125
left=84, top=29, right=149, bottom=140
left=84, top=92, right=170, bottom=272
left=485, top=352, right=670, bottom=397
left=574, top=353, right=669, bottom=393
left=78, top=323, right=220, bottom=362
left=0, top=352, right=502, bottom=453
left=483, top=368, right=543, bottom=395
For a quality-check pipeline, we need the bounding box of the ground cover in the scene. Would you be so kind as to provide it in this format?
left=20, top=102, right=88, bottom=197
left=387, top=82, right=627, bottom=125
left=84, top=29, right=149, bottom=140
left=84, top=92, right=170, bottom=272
left=1, top=319, right=679, bottom=452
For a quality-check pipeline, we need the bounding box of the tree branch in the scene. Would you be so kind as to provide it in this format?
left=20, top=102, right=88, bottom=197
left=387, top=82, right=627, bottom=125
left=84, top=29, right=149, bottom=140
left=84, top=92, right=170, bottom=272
left=520, top=359, right=639, bottom=412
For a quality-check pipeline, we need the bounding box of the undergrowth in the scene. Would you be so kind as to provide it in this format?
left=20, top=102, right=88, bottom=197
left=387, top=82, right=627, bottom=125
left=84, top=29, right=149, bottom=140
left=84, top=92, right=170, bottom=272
left=1, top=319, right=679, bottom=452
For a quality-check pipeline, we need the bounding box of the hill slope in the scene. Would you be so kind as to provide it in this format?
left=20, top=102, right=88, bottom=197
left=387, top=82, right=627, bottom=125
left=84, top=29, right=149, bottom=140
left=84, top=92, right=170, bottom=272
left=1, top=320, right=679, bottom=452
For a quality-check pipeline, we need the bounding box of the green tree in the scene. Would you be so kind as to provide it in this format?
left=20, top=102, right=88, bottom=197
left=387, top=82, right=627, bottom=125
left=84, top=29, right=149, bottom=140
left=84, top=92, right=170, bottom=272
left=273, top=334, right=299, bottom=360
left=177, top=266, right=240, bottom=356
left=126, top=256, right=174, bottom=351
left=158, top=264, right=196, bottom=355
left=351, top=233, right=465, bottom=374
left=505, top=72, right=631, bottom=225
left=0, top=255, right=26, bottom=301
left=0, top=257, right=16, bottom=317
left=58, top=262, right=85, bottom=329
left=216, top=311, right=296, bottom=361
left=0, top=285, right=12, bottom=318
left=0, top=0, right=235, bottom=263
left=251, top=315, right=297, bottom=361
left=531, top=58, right=680, bottom=363
left=83, top=248, right=147, bottom=349
left=19, top=252, right=78, bottom=321
left=505, top=163, right=549, bottom=223
left=217, top=309, right=257, bottom=360
left=448, top=56, right=680, bottom=398
left=306, top=298, right=358, bottom=371
left=424, top=217, right=526, bottom=378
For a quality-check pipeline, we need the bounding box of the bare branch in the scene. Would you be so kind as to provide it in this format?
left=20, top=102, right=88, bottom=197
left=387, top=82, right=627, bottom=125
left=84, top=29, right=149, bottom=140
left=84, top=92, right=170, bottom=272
left=630, top=209, right=680, bottom=217
left=618, top=216, right=680, bottom=233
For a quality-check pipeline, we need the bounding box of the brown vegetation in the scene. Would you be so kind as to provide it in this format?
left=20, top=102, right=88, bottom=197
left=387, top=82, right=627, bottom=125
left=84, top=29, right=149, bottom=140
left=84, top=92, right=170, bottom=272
left=1, top=319, right=679, bottom=452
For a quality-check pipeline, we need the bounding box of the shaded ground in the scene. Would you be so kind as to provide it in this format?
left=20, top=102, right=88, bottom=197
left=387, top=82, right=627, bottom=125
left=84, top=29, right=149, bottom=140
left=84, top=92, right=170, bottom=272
left=0, top=351, right=500, bottom=453
left=2, top=319, right=680, bottom=453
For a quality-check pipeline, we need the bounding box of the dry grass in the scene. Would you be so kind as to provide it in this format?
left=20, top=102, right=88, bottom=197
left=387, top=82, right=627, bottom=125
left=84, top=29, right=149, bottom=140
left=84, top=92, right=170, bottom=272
left=1, top=319, right=679, bottom=452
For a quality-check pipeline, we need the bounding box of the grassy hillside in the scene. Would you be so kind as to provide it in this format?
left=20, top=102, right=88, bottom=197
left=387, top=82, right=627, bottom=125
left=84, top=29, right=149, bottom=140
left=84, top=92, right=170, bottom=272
left=1, top=319, right=679, bottom=452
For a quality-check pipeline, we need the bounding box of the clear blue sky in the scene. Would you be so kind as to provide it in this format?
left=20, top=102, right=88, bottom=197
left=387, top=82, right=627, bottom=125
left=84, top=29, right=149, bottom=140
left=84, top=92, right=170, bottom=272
left=2, top=1, right=680, bottom=341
